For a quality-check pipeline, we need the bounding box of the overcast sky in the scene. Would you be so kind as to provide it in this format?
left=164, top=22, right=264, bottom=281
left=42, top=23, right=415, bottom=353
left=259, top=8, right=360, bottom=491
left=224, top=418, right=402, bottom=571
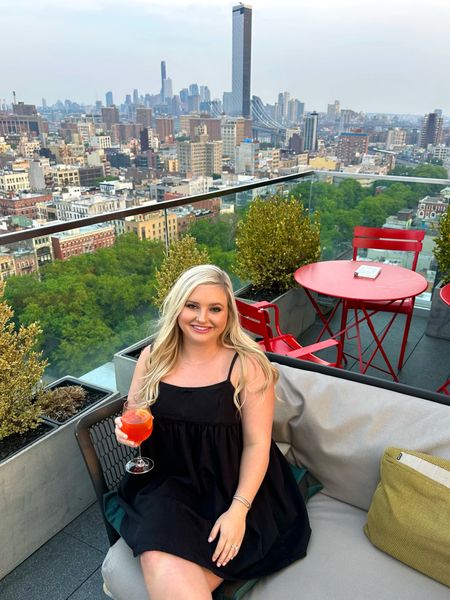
left=1, top=0, right=448, bottom=115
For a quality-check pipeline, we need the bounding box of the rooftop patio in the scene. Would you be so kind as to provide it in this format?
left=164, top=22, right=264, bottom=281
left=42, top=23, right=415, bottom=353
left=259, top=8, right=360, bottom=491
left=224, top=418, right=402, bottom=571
left=1, top=305, right=449, bottom=600
left=1, top=170, right=449, bottom=598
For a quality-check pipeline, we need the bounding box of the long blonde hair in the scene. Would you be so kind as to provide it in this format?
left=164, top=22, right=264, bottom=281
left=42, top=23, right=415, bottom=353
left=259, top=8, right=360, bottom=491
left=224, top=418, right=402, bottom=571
left=140, top=264, right=278, bottom=408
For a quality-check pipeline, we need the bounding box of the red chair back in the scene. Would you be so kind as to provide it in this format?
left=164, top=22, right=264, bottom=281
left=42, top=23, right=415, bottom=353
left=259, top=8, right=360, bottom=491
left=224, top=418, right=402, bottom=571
left=352, top=226, right=424, bottom=271
left=234, top=299, right=274, bottom=350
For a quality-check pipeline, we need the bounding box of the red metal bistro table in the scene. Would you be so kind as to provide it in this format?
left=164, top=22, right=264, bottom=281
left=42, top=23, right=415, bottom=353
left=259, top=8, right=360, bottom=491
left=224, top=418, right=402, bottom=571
left=295, top=260, right=428, bottom=381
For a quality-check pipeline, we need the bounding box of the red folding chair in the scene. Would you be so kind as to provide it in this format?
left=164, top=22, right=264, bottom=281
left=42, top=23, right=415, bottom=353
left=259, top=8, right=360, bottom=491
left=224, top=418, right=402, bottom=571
left=345, top=226, right=425, bottom=371
left=235, top=298, right=341, bottom=367
left=437, top=283, right=450, bottom=395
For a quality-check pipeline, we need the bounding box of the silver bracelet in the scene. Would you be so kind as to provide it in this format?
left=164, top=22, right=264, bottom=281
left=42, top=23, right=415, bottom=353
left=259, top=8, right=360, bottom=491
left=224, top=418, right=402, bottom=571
left=233, top=494, right=252, bottom=509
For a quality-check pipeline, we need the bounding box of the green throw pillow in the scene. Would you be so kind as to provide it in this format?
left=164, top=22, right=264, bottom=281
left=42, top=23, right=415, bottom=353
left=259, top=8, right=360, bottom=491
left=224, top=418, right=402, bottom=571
left=364, top=446, right=450, bottom=587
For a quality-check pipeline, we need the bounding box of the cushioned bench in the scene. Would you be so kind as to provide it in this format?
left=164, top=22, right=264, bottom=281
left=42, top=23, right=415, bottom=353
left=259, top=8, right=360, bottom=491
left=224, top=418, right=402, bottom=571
left=76, top=355, right=450, bottom=600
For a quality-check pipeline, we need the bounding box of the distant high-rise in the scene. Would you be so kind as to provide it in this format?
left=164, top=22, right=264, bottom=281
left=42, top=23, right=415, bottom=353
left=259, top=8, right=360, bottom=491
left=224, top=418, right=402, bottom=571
left=162, top=78, right=173, bottom=101
left=303, top=111, right=318, bottom=152
left=136, top=107, right=153, bottom=127
left=140, top=128, right=150, bottom=152
left=337, top=132, right=369, bottom=165
left=420, top=112, right=443, bottom=148
left=105, top=91, right=113, bottom=107
left=133, top=89, right=139, bottom=105
left=231, top=4, right=252, bottom=118
left=327, top=99, right=340, bottom=121
left=200, top=86, right=211, bottom=103
left=189, top=83, right=200, bottom=97
left=101, top=106, right=120, bottom=131
left=13, top=102, right=37, bottom=116
left=161, top=61, right=166, bottom=89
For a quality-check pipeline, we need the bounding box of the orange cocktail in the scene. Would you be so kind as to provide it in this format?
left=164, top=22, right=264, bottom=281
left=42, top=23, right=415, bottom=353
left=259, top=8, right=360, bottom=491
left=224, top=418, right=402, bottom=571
left=122, top=408, right=153, bottom=445
left=122, top=400, right=154, bottom=474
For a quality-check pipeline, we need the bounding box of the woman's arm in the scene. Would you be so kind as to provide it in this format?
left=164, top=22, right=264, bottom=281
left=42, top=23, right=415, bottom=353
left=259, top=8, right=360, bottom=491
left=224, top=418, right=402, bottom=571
left=115, top=345, right=151, bottom=448
left=234, top=356, right=275, bottom=506
left=209, top=356, right=274, bottom=567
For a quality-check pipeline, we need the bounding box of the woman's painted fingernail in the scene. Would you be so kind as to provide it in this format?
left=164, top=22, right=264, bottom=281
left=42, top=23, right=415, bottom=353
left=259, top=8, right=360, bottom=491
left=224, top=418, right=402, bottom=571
left=208, top=537, right=212, bottom=542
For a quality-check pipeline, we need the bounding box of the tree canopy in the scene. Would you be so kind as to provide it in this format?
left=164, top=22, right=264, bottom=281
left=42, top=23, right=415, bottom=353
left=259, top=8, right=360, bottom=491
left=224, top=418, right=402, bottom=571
left=5, top=234, right=164, bottom=378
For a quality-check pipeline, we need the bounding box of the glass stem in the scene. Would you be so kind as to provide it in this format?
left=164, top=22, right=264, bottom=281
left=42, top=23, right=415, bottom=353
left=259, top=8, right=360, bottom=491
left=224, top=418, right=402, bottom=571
left=136, top=444, right=143, bottom=464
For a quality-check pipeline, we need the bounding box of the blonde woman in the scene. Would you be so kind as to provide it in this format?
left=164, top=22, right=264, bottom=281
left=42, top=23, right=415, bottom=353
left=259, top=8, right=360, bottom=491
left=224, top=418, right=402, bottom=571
left=115, top=265, right=310, bottom=599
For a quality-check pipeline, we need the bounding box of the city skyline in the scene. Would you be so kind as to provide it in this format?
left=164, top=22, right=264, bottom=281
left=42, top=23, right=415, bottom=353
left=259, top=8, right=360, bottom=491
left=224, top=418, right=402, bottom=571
left=1, top=0, right=449, bottom=115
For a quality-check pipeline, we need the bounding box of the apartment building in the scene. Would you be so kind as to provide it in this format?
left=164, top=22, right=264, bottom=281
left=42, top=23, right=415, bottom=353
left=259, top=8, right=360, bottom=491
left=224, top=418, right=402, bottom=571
left=18, top=138, right=41, bottom=159
left=205, top=141, right=223, bottom=176
left=235, top=140, right=259, bottom=175
left=13, top=248, right=38, bottom=276
left=155, top=117, right=174, bottom=143
left=51, top=165, right=81, bottom=188
left=0, top=254, right=15, bottom=282
left=220, top=117, right=251, bottom=158
left=417, top=196, right=449, bottom=222
left=337, top=132, right=369, bottom=165
left=124, top=211, right=177, bottom=243
left=0, top=193, right=52, bottom=218
left=51, top=224, right=115, bottom=260
left=55, top=194, right=126, bottom=221
left=0, top=170, right=30, bottom=192
left=33, top=235, right=54, bottom=267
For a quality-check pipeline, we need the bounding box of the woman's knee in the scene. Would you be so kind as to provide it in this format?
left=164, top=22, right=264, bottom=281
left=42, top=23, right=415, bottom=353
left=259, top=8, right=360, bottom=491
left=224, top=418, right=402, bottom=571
left=140, top=550, right=173, bottom=576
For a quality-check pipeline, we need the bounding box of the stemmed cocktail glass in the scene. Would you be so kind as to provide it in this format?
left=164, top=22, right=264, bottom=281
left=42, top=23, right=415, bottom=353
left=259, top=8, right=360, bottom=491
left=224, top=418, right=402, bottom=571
left=121, top=399, right=154, bottom=474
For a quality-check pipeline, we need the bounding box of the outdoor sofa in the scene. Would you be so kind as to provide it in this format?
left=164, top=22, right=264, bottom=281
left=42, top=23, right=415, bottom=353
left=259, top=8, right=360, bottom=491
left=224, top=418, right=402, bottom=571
left=76, top=355, right=450, bottom=600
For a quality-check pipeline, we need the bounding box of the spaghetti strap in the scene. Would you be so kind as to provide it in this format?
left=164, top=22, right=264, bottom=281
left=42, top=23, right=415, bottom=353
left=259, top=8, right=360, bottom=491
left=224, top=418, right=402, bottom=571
left=227, top=352, right=239, bottom=381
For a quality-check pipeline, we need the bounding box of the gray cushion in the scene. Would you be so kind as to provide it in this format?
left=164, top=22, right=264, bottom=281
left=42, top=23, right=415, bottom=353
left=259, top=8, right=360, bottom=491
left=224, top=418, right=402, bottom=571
left=245, top=493, right=450, bottom=600
left=102, top=493, right=450, bottom=600
left=273, top=364, right=450, bottom=510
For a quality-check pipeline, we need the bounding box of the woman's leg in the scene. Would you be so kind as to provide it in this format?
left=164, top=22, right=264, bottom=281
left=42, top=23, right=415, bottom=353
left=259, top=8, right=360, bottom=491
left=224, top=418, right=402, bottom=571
left=140, top=551, right=223, bottom=599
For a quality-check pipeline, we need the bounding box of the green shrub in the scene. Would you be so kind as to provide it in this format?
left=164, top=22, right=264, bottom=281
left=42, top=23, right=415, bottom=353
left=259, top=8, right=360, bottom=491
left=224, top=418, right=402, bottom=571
left=0, top=283, right=48, bottom=440
left=235, top=195, right=321, bottom=295
left=433, top=205, right=450, bottom=285
left=153, top=235, right=210, bottom=309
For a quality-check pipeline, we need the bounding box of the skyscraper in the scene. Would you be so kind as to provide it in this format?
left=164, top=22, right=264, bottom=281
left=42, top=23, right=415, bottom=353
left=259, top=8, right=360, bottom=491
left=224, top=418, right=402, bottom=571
left=161, top=61, right=167, bottom=98
left=231, top=4, right=252, bottom=118
left=105, top=91, right=113, bottom=107
left=420, top=112, right=443, bottom=148
left=303, top=112, right=318, bottom=152
left=162, top=78, right=173, bottom=101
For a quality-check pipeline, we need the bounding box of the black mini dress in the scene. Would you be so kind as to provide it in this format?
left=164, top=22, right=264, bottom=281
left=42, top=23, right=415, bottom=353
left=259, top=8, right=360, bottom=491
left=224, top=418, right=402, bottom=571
left=118, top=354, right=311, bottom=581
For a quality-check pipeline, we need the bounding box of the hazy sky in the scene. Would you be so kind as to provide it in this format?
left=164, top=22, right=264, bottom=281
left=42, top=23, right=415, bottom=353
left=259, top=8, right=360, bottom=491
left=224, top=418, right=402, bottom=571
left=1, top=0, right=449, bottom=115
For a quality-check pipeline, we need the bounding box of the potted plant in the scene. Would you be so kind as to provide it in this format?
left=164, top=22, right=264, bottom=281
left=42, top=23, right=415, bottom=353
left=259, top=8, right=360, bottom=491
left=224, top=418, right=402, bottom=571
left=0, top=284, right=118, bottom=579
left=114, top=235, right=210, bottom=395
left=234, top=194, right=321, bottom=337
left=426, top=204, right=450, bottom=340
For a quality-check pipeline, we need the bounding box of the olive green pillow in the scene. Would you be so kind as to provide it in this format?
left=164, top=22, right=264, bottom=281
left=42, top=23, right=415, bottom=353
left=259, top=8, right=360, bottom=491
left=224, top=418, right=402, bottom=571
left=364, top=447, right=450, bottom=587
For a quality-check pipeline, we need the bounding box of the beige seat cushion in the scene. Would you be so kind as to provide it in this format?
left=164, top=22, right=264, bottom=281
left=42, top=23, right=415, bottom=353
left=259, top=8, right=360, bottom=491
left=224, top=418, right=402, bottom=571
left=102, top=493, right=449, bottom=600
left=245, top=493, right=450, bottom=600
left=273, top=364, right=450, bottom=510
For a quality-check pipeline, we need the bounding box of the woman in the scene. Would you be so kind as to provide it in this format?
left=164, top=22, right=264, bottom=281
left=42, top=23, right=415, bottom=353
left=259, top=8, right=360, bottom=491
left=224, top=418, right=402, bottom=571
left=115, top=265, right=311, bottom=599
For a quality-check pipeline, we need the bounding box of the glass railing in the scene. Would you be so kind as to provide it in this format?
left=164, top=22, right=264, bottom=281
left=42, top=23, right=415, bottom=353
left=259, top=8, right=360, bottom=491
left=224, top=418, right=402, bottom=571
left=0, top=169, right=448, bottom=385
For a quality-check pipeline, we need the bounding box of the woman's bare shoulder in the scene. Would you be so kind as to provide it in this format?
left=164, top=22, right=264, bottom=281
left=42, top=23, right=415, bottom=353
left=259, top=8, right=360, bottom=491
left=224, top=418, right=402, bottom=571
left=230, top=352, right=265, bottom=387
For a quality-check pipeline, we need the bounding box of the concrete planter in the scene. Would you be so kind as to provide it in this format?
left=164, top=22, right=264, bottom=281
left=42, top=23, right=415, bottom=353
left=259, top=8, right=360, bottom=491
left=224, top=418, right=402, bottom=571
left=425, top=281, right=450, bottom=340
left=42, top=376, right=119, bottom=425
left=0, top=378, right=118, bottom=579
left=113, top=336, right=153, bottom=396
left=235, top=285, right=316, bottom=339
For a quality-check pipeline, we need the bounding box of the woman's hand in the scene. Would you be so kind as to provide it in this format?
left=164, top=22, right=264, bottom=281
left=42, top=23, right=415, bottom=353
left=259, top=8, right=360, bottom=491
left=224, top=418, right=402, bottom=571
left=114, top=416, right=137, bottom=448
left=208, top=504, right=247, bottom=567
